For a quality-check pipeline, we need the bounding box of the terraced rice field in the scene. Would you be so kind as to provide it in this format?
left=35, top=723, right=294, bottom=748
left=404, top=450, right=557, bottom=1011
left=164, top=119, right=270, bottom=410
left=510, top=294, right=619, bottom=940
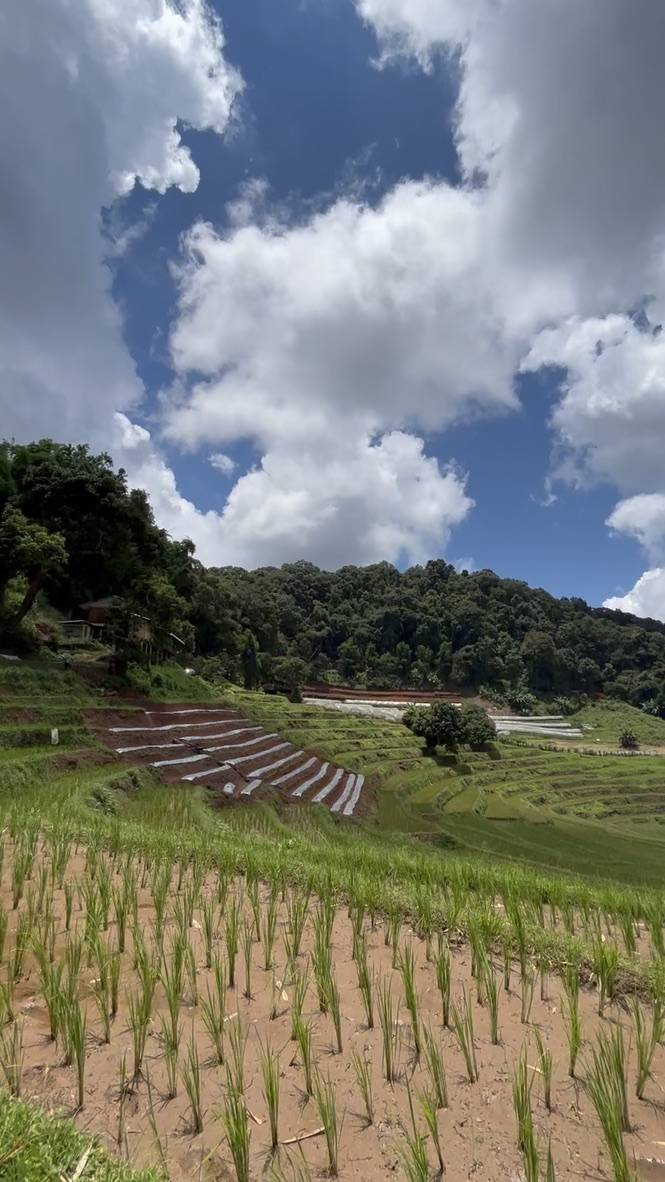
left=95, top=703, right=367, bottom=816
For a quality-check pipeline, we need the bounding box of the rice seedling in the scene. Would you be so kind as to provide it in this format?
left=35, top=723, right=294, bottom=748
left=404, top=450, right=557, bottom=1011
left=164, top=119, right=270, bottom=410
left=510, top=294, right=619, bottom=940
left=259, top=1037, right=281, bottom=1151
left=127, top=987, right=151, bottom=1082
left=376, top=973, right=400, bottom=1084
left=397, top=1081, right=429, bottom=1182
left=520, top=964, right=535, bottom=1025
left=481, top=958, right=500, bottom=1045
left=201, top=984, right=225, bottom=1065
left=9, top=912, right=31, bottom=984
left=293, top=1015, right=314, bottom=1096
left=159, top=1012, right=181, bottom=1099
left=562, top=968, right=583, bottom=1078
left=327, top=969, right=343, bottom=1054
left=242, top=918, right=254, bottom=1000
left=350, top=1047, right=374, bottom=1125
left=38, top=957, right=63, bottom=1042
left=0, top=905, right=7, bottom=964
left=228, top=1015, right=248, bottom=1095
left=422, top=1023, right=448, bottom=1110
left=534, top=1028, right=553, bottom=1111
left=593, top=938, right=620, bottom=1016
left=181, top=1028, right=204, bottom=1133
left=11, top=847, right=32, bottom=910
left=262, top=893, right=278, bottom=971
left=537, top=951, right=549, bottom=1002
left=97, top=859, right=112, bottom=930
left=586, top=1038, right=637, bottom=1182
left=398, top=941, right=421, bottom=1058
left=186, top=939, right=199, bottom=1007
left=64, top=930, right=83, bottom=1005
left=502, top=935, right=512, bottom=993
left=144, top=1065, right=169, bottom=1174
left=594, top=1026, right=631, bottom=1133
left=226, top=899, right=240, bottom=990
left=290, top=965, right=309, bottom=1041
left=355, top=932, right=374, bottom=1029
left=544, top=1139, right=556, bottom=1182
left=419, top=1088, right=445, bottom=1175
left=248, top=876, right=261, bottom=938
left=0, top=1018, right=24, bottom=1097
left=620, top=913, right=637, bottom=957
left=91, top=941, right=112, bottom=1044
left=435, top=938, right=451, bottom=1027
left=451, top=990, right=479, bottom=1084
left=64, top=881, right=75, bottom=933
left=632, top=997, right=659, bottom=1099
left=314, top=1070, right=342, bottom=1177
left=512, top=1050, right=538, bottom=1182
left=201, top=897, right=216, bottom=970
left=68, top=998, right=87, bottom=1109
left=221, top=1073, right=251, bottom=1182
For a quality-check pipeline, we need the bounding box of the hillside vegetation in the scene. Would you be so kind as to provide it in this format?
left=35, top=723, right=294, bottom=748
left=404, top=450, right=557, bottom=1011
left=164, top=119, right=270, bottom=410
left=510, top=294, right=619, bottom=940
left=4, top=441, right=665, bottom=714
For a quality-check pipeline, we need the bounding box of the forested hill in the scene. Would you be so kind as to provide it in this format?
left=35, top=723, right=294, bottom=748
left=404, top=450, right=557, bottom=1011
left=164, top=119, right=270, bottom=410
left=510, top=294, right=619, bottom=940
left=2, top=439, right=665, bottom=709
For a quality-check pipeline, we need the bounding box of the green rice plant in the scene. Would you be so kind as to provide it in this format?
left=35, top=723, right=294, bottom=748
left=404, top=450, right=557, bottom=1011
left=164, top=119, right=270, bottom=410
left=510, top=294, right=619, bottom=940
left=512, top=1049, right=538, bottom=1182
left=593, top=1026, right=631, bottom=1133
left=38, top=958, right=64, bottom=1042
left=225, top=898, right=240, bottom=990
left=127, top=987, right=150, bottom=1081
left=620, top=914, right=637, bottom=957
left=376, top=973, right=400, bottom=1084
left=259, top=1038, right=281, bottom=1151
left=109, top=948, right=121, bottom=1020
left=286, top=889, right=308, bottom=962
left=397, top=1081, right=428, bottom=1182
left=91, top=940, right=112, bottom=1044
left=111, top=885, right=128, bottom=954
left=221, top=1072, right=251, bottom=1182
left=228, top=1015, right=248, bottom=1095
left=632, top=998, right=659, bottom=1099
left=144, top=1065, right=169, bottom=1174
left=350, top=901, right=365, bottom=962
left=181, top=1028, right=204, bottom=1133
left=435, top=938, right=451, bottom=1027
left=201, top=984, right=225, bottom=1065
left=419, top=1088, right=444, bottom=1175
left=248, top=877, right=261, bottom=938
left=159, top=1012, right=181, bottom=1099
left=520, top=964, right=535, bottom=1025
left=0, top=1017, right=24, bottom=1097
left=451, top=990, right=478, bottom=1084
left=354, top=932, right=374, bottom=1029
left=537, top=951, right=549, bottom=1002
left=185, top=939, right=199, bottom=1007
left=481, top=958, right=500, bottom=1045
left=544, top=1139, right=556, bottom=1182
left=10, top=912, right=31, bottom=984
left=644, top=896, right=665, bottom=960
left=97, top=859, right=112, bottom=930
left=389, top=912, right=401, bottom=970
left=422, top=1023, right=448, bottom=1110
left=242, top=918, right=253, bottom=1001
left=290, top=965, right=309, bottom=1041
left=509, top=902, right=529, bottom=980
left=350, top=1047, right=373, bottom=1125
left=534, top=1028, right=553, bottom=1111
left=64, top=931, right=83, bottom=1005
left=0, top=905, right=7, bottom=964
left=68, top=998, right=87, bottom=1109
left=293, top=1015, right=314, bottom=1096
left=398, top=941, right=421, bottom=1058
left=562, top=967, right=582, bottom=1078
left=501, top=935, right=512, bottom=993
left=11, top=846, right=32, bottom=910
left=201, top=898, right=216, bottom=970
left=593, top=938, right=619, bottom=1016
left=262, top=893, right=278, bottom=971
left=64, top=881, right=75, bottom=933
left=327, top=969, right=343, bottom=1054
left=161, top=937, right=185, bottom=1030
left=314, top=1071, right=342, bottom=1177
left=586, top=1039, right=637, bottom=1182
left=311, top=910, right=333, bottom=1015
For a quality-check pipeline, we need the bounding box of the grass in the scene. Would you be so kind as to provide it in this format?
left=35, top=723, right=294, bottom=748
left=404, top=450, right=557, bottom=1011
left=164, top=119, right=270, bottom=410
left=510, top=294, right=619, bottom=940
left=0, top=1092, right=164, bottom=1181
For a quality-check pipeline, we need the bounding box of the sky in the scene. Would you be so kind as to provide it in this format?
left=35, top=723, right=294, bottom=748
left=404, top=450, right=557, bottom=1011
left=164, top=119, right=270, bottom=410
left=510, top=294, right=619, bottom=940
left=3, top=0, right=665, bottom=617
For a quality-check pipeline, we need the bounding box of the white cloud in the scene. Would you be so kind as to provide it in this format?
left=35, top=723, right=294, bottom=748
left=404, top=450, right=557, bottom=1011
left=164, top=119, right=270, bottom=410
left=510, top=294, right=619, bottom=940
left=607, top=495, right=665, bottom=561
left=114, top=414, right=472, bottom=569
left=209, top=452, right=236, bottom=477
left=604, top=569, right=665, bottom=622
left=0, top=0, right=240, bottom=459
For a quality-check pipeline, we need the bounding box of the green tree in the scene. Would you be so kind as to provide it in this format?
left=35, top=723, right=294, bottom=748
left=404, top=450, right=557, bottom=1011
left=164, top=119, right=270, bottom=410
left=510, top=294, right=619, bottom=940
left=0, top=507, right=67, bottom=622
left=403, top=702, right=467, bottom=753
left=241, top=633, right=261, bottom=690
left=460, top=704, right=497, bottom=748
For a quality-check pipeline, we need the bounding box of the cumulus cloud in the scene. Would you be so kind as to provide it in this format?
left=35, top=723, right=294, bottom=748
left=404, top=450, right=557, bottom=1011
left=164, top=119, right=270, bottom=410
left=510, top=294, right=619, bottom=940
left=115, top=415, right=472, bottom=569
left=209, top=453, right=236, bottom=477
left=0, top=0, right=241, bottom=461
left=607, top=496, right=665, bottom=561
left=604, top=569, right=665, bottom=622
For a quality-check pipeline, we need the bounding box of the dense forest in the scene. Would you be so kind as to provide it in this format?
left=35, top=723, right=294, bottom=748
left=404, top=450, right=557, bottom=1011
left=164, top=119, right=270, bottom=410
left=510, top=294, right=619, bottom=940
left=2, top=439, right=665, bottom=710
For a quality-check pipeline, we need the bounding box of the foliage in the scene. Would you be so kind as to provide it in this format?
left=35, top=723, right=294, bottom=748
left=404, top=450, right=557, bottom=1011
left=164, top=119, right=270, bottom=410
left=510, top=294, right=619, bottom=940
left=619, top=729, right=639, bottom=751
left=404, top=702, right=495, bottom=753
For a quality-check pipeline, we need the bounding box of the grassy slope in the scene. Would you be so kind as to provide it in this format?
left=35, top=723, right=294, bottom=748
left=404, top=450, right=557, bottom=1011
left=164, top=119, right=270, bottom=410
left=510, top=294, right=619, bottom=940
left=226, top=688, right=665, bottom=886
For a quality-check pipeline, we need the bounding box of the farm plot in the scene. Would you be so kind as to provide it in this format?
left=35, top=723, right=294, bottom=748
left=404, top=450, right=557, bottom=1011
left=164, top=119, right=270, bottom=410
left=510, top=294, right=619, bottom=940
left=1, top=831, right=665, bottom=1182
left=94, top=705, right=368, bottom=818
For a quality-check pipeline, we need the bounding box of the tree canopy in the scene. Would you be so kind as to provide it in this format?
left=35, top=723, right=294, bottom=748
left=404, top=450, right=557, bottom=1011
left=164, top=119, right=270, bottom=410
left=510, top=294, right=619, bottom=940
left=3, top=439, right=665, bottom=709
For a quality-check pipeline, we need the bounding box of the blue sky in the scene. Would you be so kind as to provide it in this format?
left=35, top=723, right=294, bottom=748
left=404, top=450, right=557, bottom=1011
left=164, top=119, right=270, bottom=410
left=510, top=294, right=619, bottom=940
left=4, top=0, right=665, bottom=616
left=107, top=0, right=644, bottom=604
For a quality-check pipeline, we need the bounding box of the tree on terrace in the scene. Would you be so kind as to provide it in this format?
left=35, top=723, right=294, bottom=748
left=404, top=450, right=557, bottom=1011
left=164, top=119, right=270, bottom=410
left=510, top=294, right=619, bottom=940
left=403, top=701, right=468, bottom=753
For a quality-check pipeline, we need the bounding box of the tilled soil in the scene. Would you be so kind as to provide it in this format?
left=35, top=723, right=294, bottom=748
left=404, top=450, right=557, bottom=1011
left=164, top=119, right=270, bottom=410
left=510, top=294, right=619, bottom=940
left=4, top=848, right=665, bottom=1182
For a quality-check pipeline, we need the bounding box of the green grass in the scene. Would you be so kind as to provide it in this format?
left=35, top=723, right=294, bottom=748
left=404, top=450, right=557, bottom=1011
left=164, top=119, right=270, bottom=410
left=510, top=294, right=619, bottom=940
left=560, top=700, right=665, bottom=747
left=0, top=1093, right=164, bottom=1181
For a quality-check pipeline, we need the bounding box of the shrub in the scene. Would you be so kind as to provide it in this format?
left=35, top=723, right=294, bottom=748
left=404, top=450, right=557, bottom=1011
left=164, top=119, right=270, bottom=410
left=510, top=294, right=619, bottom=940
left=619, top=729, right=639, bottom=750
